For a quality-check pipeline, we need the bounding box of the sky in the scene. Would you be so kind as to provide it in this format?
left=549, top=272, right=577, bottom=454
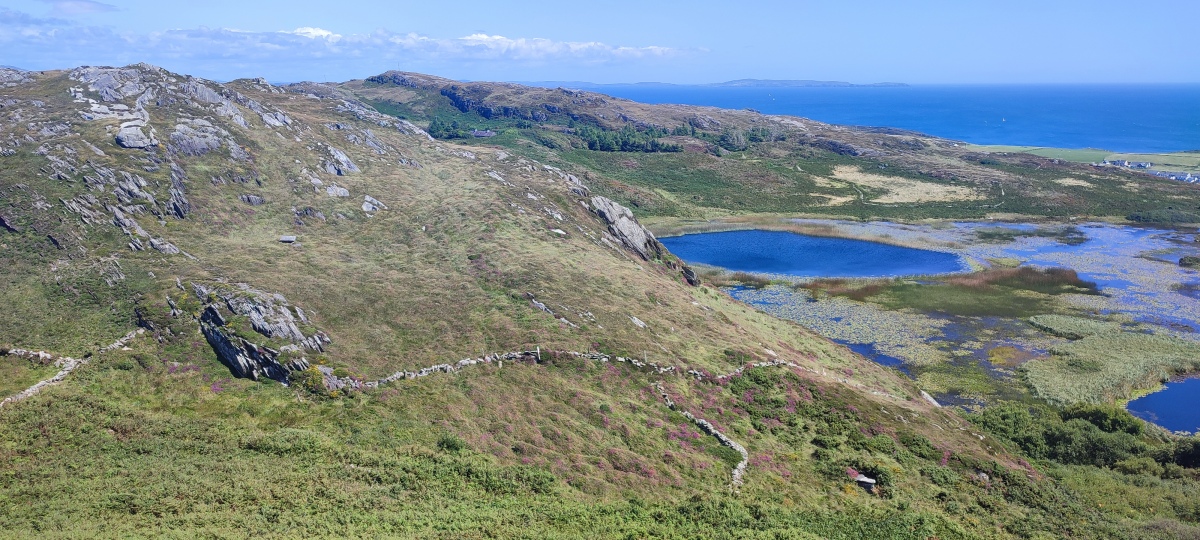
left=1, top=0, right=1197, bottom=84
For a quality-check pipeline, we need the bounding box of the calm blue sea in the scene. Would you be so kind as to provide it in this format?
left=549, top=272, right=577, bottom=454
left=588, top=85, right=1200, bottom=153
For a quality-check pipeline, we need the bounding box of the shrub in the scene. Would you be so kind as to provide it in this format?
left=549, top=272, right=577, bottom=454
left=898, top=432, right=941, bottom=461
left=1115, top=456, right=1164, bottom=477
left=437, top=434, right=467, bottom=453
left=1062, top=404, right=1143, bottom=435
left=1043, top=419, right=1145, bottom=467
left=921, top=466, right=959, bottom=488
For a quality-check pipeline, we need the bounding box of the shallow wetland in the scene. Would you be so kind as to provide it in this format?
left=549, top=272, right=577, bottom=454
left=660, top=219, right=1200, bottom=432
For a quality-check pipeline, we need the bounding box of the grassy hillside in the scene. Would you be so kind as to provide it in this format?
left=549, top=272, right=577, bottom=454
left=2, top=65, right=1200, bottom=538
left=347, top=72, right=1200, bottom=226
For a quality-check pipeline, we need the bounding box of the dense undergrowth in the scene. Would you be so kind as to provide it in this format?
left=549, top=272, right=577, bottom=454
left=7, top=337, right=1200, bottom=539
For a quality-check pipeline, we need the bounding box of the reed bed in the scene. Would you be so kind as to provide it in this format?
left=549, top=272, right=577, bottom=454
left=1022, top=333, right=1200, bottom=405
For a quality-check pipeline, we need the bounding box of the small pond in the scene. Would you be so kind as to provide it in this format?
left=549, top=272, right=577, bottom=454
left=659, top=230, right=967, bottom=277
left=1128, top=378, right=1200, bottom=434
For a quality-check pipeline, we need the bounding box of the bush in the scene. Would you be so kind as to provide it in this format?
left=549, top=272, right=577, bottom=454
left=1043, top=419, right=1145, bottom=467
left=1062, top=404, right=1143, bottom=435
left=921, top=466, right=959, bottom=488
left=1127, top=210, right=1200, bottom=224
left=1115, top=456, right=1164, bottom=477
left=437, top=434, right=467, bottom=453
left=898, top=432, right=941, bottom=461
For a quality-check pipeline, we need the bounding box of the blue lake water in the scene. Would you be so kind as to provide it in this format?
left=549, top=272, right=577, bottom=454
left=584, top=85, right=1200, bottom=153
left=666, top=222, right=1200, bottom=431
left=659, top=229, right=967, bottom=277
left=1128, top=378, right=1200, bottom=433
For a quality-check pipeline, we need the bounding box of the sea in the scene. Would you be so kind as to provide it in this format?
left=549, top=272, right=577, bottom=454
left=576, top=84, right=1200, bottom=154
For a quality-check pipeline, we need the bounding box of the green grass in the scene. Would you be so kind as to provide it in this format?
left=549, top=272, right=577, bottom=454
left=963, top=145, right=1115, bottom=163
left=1022, top=333, right=1200, bottom=405
left=1028, top=315, right=1122, bottom=339
left=0, top=356, right=59, bottom=398
left=967, top=145, right=1200, bottom=173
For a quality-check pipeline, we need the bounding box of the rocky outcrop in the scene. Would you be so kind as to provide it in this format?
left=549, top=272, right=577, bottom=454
left=590, top=196, right=663, bottom=261
left=239, top=194, right=266, bottom=206
left=325, top=147, right=360, bottom=175
left=167, top=162, right=191, bottom=218
left=0, top=214, right=20, bottom=233
left=116, top=122, right=157, bottom=148
left=362, top=195, right=386, bottom=212
left=191, top=282, right=329, bottom=383
left=364, top=71, right=443, bottom=90
left=198, top=306, right=306, bottom=382
left=0, top=68, right=30, bottom=87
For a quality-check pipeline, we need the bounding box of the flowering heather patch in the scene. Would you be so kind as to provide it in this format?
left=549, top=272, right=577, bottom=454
left=667, top=424, right=703, bottom=443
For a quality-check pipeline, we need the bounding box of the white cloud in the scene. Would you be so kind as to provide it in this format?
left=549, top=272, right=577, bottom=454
left=287, top=27, right=343, bottom=42
left=0, top=8, right=688, bottom=80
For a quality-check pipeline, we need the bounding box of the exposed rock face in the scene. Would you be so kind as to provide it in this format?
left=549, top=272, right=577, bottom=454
left=590, top=196, right=662, bottom=261
left=191, top=282, right=329, bottom=383
left=0, top=214, right=21, bottom=233
left=198, top=306, right=296, bottom=382
left=239, top=194, right=266, bottom=206
left=362, top=195, right=386, bottom=212
left=0, top=68, right=31, bottom=87
left=325, top=147, right=360, bottom=175
left=72, top=65, right=155, bottom=102
left=688, top=114, right=721, bottom=130
left=115, top=122, right=157, bottom=148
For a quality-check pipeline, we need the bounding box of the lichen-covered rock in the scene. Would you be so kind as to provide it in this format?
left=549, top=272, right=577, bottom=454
left=191, top=282, right=330, bottom=384
left=115, top=122, right=157, bottom=148
left=327, top=147, right=360, bottom=175
left=261, top=111, right=292, bottom=127
left=71, top=66, right=155, bottom=102
left=167, top=163, right=191, bottom=218
left=0, top=68, right=30, bottom=86
left=590, top=195, right=662, bottom=261
left=362, top=195, right=387, bottom=212
left=169, top=120, right=224, bottom=156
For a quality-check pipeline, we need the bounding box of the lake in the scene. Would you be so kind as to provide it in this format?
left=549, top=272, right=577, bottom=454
left=662, top=221, right=1200, bottom=432
left=658, top=229, right=967, bottom=278
left=1128, top=378, right=1200, bottom=434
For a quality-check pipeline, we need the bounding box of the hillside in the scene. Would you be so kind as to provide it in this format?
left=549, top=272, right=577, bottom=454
left=2, top=64, right=1200, bottom=538
left=348, top=71, right=1200, bottom=225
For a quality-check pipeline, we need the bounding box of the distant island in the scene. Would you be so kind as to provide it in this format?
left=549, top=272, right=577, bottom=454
left=519, top=79, right=907, bottom=89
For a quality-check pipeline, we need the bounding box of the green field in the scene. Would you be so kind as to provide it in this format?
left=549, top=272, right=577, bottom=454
left=966, top=145, right=1200, bottom=172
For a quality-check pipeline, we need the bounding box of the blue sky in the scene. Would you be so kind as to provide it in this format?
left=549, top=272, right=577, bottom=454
left=1, top=0, right=1196, bottom=84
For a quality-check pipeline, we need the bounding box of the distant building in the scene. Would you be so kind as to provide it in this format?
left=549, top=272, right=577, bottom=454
left=1131, top=162, right=1153, bottom=168
left=1106, top=159, right=1130, bottom=167
left=471, top=129, right=496, bottom=138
